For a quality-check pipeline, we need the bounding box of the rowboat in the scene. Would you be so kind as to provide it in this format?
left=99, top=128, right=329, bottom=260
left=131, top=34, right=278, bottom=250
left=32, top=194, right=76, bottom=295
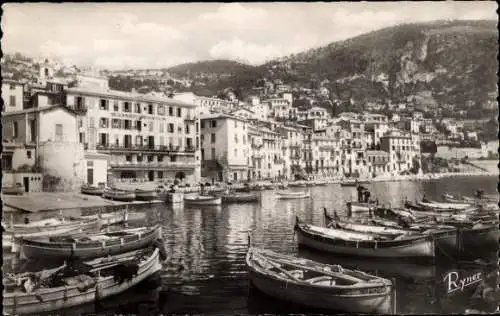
left=325, top=210, right=458, bottom=257
left=294, top=217, right=435, bottom=259
left=2, top=183, right=24, bottom=195
left=246, top=247, right=393, bottom=314
left=347, top=201, right=377, bottom=213
left=418, top=200, right=473, bottom=211
left=4, top=216, right=100, bottom=236
left=221, top=192, right=260, bottom=203
left=184, top=195, right=222, bottom=206
left=18, top=225, right=161, bottom=260
left=103, top=188, right=136, bottom=202
left=80, top=185, right=104, bottom=196
left=3, top=226, right=85, bottom=252
left=340, top=179, right=369, bottom=187
left=276, top=191, right=310, bottom=199
left=134, top=189, right=158, bottom=201
left=3, top=246, right=164, bottom=315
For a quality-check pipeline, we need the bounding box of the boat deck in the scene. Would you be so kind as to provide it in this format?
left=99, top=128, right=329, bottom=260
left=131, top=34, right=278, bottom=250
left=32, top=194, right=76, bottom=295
left=2, top=192, right=164, bottom=213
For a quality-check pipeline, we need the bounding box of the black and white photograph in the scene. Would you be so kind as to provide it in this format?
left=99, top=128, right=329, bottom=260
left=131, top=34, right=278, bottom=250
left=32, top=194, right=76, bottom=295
left=1, top=2, right=499, bottom=315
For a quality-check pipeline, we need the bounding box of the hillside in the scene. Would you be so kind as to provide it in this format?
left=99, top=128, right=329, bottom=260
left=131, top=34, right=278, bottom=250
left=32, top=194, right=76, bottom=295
left=262, top=20, right=498, bottom=107
left=163, top=20, right=497, bottom=109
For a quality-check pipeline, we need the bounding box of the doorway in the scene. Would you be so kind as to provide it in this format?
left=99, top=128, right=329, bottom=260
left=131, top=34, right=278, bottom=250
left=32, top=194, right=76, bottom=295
left=148, top=171, right=154, bottom=181
left=23, top=177, right=29, bottom=192
left=87, top=168, right=94, bottom=185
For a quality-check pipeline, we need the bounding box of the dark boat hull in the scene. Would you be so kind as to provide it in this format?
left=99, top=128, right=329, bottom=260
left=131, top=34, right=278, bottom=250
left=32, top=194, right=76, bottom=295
left=20, top=227, right=161, bottom=260
left=295, top=224, right=435, bottom=260
left=248, top=269, right=392, bottom=314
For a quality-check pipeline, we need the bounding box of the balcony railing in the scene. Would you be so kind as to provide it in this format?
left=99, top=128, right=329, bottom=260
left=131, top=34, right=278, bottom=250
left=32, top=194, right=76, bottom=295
left=184, top=115, right=197, bottom=122
left=251, top=143, right=263, bottom=149
left=96, top=144, right=184, bottom=153
left=109, top=161, right=197, bottom=169
left=185, top=146, right=196, bottom=152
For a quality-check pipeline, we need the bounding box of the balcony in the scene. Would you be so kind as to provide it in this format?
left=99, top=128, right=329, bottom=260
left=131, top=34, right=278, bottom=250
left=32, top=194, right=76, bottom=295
left=251, top=143, right=263, bottom=149
left=252, top=153, right=263, bottom=159
left=74, top=106, right=87, bottom=115
left=290, top=154, right=301, bottom=160
left=96, top=144, right=183, bottom=153
left=109, top=161, right=198, bottom=170
left=185, top=146, right=196, bottom=153
left=184, top=115, right=197, bottom=122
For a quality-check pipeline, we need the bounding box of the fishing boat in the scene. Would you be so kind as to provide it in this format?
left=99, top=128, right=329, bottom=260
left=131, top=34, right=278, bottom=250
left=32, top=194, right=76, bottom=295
left=418, top=200, right=473, bottom=211
left=2, top=183, right=24, bottom=195
left=184, top=195, right=222, bottom=206
left=324, top=210, right=458, bottom=257
left=246, top=247, right=393, bottom=314
left=340, top=179, right=369, bottom=187
left=103, top=188, right=136, bottom=202
left=80, top=185, right=104, bottom=196
left=294, top=217, right=435, bottom=259
left=134, top=189, right=158, bottom=201
left=3, top=226, right=85, bottom=252
left=4, top=216, right=100, bottom=236
left=3, top=246, right=165, bottom=315
left=221, top=192, right=260, bottom=203
left=18, top=225, right=161, bottom=260
left=276, top=191, right=310, bottom=199
left=347, top=201, right=378, bottom=214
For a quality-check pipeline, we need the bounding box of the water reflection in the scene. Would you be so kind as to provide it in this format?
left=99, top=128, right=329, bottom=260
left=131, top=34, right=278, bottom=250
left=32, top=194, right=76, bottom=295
left=3, top=176, right=498, bottom=315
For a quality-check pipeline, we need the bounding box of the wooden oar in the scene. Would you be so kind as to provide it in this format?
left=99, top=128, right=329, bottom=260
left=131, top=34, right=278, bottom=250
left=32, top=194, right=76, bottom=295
left=252, top=251, right=303, bottom=283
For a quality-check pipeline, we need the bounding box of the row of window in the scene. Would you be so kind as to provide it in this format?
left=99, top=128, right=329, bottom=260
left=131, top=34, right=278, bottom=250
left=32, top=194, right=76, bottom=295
left=93, top=118, right=193, bottom=134
left=91, top=133, right=194, bottom=149
left=75, top=96, right=192, bottom=117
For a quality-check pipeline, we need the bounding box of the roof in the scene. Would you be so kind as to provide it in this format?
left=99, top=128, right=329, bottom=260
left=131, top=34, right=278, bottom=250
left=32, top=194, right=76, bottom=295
left=66, top=87, right=196, bottom=108
left=1, top=105, right=77, bottom=117
left=231, top=107, right=255, bottom=114
left=2, top=79, right=24, bottom=86
left=200, top=112, right=248, bottom=122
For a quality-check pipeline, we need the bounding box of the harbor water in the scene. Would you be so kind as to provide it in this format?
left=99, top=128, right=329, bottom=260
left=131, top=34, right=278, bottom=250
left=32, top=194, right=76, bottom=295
left=3, top=176, right=498, bottom=315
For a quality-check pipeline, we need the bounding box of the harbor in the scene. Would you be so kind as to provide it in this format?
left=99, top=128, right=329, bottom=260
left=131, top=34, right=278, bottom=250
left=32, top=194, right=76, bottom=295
left=3, top=175, right=498, bottom=315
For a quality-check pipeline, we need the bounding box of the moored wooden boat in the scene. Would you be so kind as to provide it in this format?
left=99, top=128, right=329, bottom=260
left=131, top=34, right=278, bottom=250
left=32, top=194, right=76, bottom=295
left=103, top=188, right=136, bottom=202
left=184, top=195, right=222, bottom=206
left=3, top=246, right=165, bottom=315
left=294, top=217, right=435, bottom=260
left=347, top=201, right=377, bottom=214
left=288, top=181, right=307, bottom=188
left=246, top=246, right=393, bottom=314
left=80, top=185, right=104, bottom=196
left=340, top=179, right=370, bottom=187
left=18, top=225, right=161, bottom=260
left=4, top=216, right=100, bottom=236
left=276, top=191, right=310, bottom=199
left=325, top=210, right=458, bottom=257
left=2, top=183, right=25, bottom=195
left=221, top=192, right=259, bottom=203
left=134, top=189, right=158, bottom=201
left=418, top=199, right=473, bottom=211
left=3, top=226, right=85, bottom=252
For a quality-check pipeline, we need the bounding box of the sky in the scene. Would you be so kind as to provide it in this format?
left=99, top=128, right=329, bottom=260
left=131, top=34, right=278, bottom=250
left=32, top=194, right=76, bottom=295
left=2, top=2, right=498, bottom=70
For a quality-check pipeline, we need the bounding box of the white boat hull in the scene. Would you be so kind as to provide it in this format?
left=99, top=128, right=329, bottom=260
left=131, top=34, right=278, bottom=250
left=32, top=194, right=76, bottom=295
left=3, top=249, right=162, bottom=315
left=249, top=269, right=392, bottom=314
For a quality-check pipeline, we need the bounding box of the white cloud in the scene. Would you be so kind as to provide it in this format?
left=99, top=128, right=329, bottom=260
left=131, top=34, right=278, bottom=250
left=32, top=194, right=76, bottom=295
left=94, top=55, right=148, bottom=70
left=93, top=39, right=126, bottom=53
left=200, top=3, right=268, bottom=28
left=210, top=38, right=287, bottom=65
left=40, top=40, right=79, bottom=57
left=120, top=14, right=183, bottom=40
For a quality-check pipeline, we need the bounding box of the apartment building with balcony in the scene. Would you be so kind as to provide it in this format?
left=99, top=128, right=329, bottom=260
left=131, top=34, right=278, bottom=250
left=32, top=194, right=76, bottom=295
left=310, top=130, right=342, bottom=178
left=276, top=124, right=308, bottom=180
left=200, top=113, right=249, bottom=182
left=66, top=87, right=200, bottom=185
left=380, top=129, right=420, bottom=174
left=366, top=150, right=390, bottom=177
left=248, top=125, right=285, bottom=180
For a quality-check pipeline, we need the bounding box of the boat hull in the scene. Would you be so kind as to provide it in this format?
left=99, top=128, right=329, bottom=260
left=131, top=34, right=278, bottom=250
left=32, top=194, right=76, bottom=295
left=222, top=193, right=259, bottom=203
left=103, top=191, right=136, bottom=202
left=135, top=191, right=158, bottom=201
left=295, top=225, right=435, bottom=260
left=248, top=269, right=391, bottom=314
left=20, top=227, right=161, bottom=260
left=5, top=218, right=100, bottom=236
left=184, top=196, right=222, bottom=206
left=3, top=249, right=162, bottom=315
left=458, top=224, right=499, bottom=252
left=81, top=187, right=104, bottom=196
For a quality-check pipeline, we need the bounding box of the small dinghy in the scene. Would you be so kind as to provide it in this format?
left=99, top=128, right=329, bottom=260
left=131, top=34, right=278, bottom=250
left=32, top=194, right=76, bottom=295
left=18, top=225, right=162, bottom=260
left=220, top=192, right=259, bottom=203
left=134, top=189, right=158, bottom=201
left=103, top=188, right=136, bottom=202
left=246, top=246, right=393, bottom=314
left=80, top=185, right=104, bottom=196
left=184, top=195, right=222, bottom=206
left=3, top=245, right=165, bottom=315
left=276, top=191, right=310, bottom=199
